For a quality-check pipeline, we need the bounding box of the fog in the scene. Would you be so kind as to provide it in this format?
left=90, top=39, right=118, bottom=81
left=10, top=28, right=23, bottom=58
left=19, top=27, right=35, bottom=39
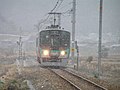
left=0, top=0, right=120, bottom=56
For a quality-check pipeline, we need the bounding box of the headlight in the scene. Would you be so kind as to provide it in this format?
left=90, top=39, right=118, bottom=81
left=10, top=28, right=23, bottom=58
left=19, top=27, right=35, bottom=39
left=43, top=50, right=49, bottom=56
left=60, top=51, right=65, bottom=56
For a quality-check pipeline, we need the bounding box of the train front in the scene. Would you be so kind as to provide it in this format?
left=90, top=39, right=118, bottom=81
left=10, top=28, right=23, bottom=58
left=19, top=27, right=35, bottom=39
left=39, top=25, right=70, bottom=66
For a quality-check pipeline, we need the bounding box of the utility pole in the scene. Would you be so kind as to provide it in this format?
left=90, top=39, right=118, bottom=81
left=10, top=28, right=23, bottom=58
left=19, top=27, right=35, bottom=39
left=16, top=27, right=23, bottom=67
left=75, top=41, right=79, bottom=70
left=71, top=0, right=76, bottom=62
left=17, top=34, right=23, bottom=67
left=23, top=51, right=26, bottom=60
left=19, top=36, right=22, bottom=60
left=118, top=30, right=120, bottom=44
left=98, top=0, right=103, bottom=78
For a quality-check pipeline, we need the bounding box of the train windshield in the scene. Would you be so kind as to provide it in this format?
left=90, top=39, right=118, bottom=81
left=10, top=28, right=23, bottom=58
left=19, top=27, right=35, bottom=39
left=40, top=30, right=70, bottom=48
left=40, top=31, right=50, bottom=46
left=61, top=31, right=70, bottom=47
left=51, top=35, right=60, bottom=46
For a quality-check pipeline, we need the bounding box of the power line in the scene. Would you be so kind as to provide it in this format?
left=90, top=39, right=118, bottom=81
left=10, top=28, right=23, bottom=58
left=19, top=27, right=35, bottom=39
left=55, top=0, right=64, bottom=12
left=58, top=2, right=72, bottom=11
left=51, top=0, right=60, bottom=12
left=36, top=0, right=61, bottom=28
left=36, top=0, right=72, bottom=30
left=62, top=9, right=72, bottom=15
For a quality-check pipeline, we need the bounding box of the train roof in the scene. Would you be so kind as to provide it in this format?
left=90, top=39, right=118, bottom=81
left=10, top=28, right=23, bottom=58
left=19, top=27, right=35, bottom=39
left=40, top=25, right=70, bottom=33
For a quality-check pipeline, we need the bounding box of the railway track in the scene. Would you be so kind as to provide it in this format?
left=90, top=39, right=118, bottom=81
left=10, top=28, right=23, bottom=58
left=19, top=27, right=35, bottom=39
left=49, top=68, right=108, bottom=90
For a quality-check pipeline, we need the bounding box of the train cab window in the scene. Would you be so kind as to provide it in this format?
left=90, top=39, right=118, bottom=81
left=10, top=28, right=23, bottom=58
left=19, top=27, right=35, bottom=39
left=61, top=31, right=70, bottom=47
left=40, top=31, right=50, bottom=45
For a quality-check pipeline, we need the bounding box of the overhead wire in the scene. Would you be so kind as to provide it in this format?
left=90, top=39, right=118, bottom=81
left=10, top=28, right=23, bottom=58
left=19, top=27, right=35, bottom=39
left=36, top=0, right=72, bottom=29
left=58, top=2, right=72, bottom=11
left=55, top=0, right=64, bottom=12
left=57, top=1, right=72, bottom=17
left=50, top=0, right=60, bottom=12
left=38, top=0, right=60, bottom=25
left=62, top=9, right=72, bottom=14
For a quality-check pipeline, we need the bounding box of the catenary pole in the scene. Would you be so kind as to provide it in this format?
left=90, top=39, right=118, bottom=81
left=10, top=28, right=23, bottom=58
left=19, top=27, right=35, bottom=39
left=71, top=0, right=76, bottom=62
left=98, top=0, right=103, bottom=78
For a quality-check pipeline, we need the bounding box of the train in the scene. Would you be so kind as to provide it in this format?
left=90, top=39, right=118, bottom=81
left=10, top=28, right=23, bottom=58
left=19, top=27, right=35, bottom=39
left=36, top=25, right=70, bottom=67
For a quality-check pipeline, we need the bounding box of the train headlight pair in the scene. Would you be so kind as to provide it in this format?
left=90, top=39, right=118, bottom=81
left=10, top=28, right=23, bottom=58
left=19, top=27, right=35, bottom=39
left=43, top=50, right=49, bottom=56
left=60, top=50, right=66, bottom=56
left=43, top=50, right=66, bottom=56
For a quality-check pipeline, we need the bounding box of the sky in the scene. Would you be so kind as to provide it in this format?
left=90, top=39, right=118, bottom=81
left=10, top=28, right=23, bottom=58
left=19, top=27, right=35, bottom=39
left=0, top=0, right=120, bottom=38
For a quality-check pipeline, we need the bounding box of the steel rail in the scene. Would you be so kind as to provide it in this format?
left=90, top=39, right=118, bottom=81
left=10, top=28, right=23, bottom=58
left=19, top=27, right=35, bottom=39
left=48, top=68, right=82, bottom=90
left=62, top=69, right=108, bottom=90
